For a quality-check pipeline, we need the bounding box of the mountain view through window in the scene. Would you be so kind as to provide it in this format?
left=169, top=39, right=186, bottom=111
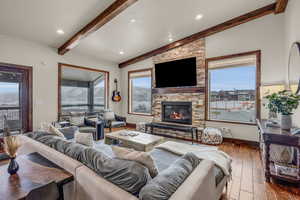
left=208, top=65, right=256, bottom=123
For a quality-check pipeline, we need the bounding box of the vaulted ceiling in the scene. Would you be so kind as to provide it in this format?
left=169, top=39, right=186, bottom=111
left=0, top=0, right=282, bottom=64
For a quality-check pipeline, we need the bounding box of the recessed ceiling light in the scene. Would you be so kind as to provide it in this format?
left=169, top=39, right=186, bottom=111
left=119, top=51, right=124, bottom=55
left=195, top=14, right=203, bottom=20
left=168, top=38, right=173, bottom=42
left=130, top=19, right=136, bottom=23
left=56, top=29, right=65, bottom=35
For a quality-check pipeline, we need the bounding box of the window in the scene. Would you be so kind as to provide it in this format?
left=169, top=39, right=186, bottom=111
left=206, top=52, right=260, bottom=124
left=128, top=69, right=152, bottom=115
left=61, top=86, right=88, bottom=111
left=93, top=78, right=105, bottom=111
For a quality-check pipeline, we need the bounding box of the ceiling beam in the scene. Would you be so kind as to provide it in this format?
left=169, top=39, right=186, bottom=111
left=275, top=0, right=289, bottom=14
left=119, top=3, right=277, bottom=68
left=58, top=0, right=138, bottom=55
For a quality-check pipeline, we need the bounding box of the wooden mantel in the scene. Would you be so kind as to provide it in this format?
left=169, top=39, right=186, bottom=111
left=152, top=87, right=205, bottom=94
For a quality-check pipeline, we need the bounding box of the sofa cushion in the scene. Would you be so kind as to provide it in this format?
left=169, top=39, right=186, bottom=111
left=139, top=153, right=200, bottom=200
left=82, top=148, right=151, bottom=195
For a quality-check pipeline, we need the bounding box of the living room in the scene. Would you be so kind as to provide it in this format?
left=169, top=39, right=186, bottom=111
left=0, top=0, right=300, bottom=200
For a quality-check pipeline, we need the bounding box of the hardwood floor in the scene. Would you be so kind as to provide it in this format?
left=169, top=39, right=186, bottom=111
left=218, top=142, right=300, bottom=200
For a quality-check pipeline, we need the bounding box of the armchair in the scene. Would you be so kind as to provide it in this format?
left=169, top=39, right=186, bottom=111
left=66, top=114, right=104, bottom=141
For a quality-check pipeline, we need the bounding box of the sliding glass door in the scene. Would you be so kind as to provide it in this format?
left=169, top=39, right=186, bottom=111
left=0, top=63, right=32, bottom=134
left=0, top=79, right=21, bottom=132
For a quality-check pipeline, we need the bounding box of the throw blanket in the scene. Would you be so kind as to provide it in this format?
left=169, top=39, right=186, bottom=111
left=156, top=141, right=232, bottom=177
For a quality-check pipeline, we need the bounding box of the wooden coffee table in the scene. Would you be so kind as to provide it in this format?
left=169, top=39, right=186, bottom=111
left=0, top=152, right=73, bottom=200
left=105, top=130, right=164, bottom=152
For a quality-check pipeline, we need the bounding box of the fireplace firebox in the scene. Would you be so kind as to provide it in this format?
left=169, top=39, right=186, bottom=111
left=162, top=101, right=192, bottom=125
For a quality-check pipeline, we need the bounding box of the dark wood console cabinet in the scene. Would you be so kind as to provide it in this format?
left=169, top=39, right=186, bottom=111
left=257, top=119, right=300, bottom=184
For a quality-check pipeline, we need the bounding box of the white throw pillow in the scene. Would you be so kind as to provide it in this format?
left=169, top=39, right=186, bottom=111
left=112, top=146, right=158, bottom=178
left=39, top=122, right=50, bottom=132
left=49, top=124, right=66, bottom=138
left=75, top=132, right=94, bottom=147
left=103, top=111, right=115, bottom=121
left=70, top=116, right=85, bottom=126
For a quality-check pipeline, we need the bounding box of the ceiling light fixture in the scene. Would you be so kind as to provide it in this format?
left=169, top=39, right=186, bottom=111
left=130, top=19, right=136, bottom=23
left=168, top=38, right=173, bottom=42
left=195, top=14, right=203, bottom=20
left=56, top=29, right=65, bottom=35
left=119, top=51, right=124, bottom=55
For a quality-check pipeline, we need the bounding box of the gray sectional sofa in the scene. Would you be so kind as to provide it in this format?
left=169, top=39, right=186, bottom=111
left=18, top=132, right=228, bottom=200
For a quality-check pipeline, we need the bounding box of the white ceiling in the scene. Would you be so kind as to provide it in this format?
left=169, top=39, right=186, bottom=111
left=0, top=0, right=275, bottom=63
left=0, top=0, right=114, bottom=47
left=62, top=66, right=104, bottom=82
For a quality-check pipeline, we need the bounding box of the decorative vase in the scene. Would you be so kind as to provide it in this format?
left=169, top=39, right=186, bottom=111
left=281, top=114, right=292, bottom=130
left=7, top=157, right=19, bottom=175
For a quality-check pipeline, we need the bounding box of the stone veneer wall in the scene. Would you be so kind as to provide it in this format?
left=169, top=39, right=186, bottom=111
left=151, top=39, right=206, bottom=141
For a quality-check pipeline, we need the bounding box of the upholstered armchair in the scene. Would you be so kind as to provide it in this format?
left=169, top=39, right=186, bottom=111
left=67, top=114, right=104, bottom=140
left=102, top=111, right=126, bottom=132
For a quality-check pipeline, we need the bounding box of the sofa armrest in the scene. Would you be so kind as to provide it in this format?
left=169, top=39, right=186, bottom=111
left=170, top=160, right=217, bottom=200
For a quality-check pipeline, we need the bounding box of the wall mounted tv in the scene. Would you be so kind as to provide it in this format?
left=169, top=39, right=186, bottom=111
left=155, top=57, right=197, bottom=88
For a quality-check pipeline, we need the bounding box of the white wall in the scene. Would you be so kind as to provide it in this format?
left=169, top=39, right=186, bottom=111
left=0, top=34, right=121, bottom=130
left=121, top=14, right=286, bottom=142
left=205, top=14, right=285, bottom=141
left=284, top=0, right=300, bottom=127
left=120, top=58, right=154, bottom=124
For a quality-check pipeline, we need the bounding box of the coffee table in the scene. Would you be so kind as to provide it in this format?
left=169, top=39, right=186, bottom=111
left=105, top=130, right=164, bottom=152
left=0, top=152, right=73, bottom=200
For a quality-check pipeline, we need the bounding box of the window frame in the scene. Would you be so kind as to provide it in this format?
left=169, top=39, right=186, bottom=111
left=128, top=68, right=153, bottom=116
left=58, top=63, right=109, bottom=117
left=205, top=50, right=261, bottom=126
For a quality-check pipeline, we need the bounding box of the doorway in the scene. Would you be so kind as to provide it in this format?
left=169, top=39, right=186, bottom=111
left=0, top=62, right=32, bottom=134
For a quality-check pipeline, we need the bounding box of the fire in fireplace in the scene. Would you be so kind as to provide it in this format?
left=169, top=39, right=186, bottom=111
left=162, top=102, right=192, bottom=125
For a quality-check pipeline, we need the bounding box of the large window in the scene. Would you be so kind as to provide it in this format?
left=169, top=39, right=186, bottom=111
left=93, top=78, right=105, bottom=111
left=206, top=52, right=260, bottom=124
left=61, top=86, right=88, bottom=111
left=128, top=69, right=152, bottom=115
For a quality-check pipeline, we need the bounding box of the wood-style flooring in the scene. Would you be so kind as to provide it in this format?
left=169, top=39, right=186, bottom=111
left=218, top=142, right=300, bottom=200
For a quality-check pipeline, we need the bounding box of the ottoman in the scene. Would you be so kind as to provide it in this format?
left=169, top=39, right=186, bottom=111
left=201, top=127, right=223, bottom=145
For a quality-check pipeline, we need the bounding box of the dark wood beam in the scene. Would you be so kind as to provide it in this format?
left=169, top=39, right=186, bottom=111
left=275, top=0, right=289, bottom=14
left=58, top=0, right=138, bottom=55
left=119, top=3, right=276, bottom=68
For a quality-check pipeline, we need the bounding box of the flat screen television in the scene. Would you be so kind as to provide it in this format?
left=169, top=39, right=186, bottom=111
left=155, top=57, right=197, bottom=88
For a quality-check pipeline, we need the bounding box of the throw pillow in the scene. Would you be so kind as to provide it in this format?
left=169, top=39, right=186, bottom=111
left=49, top=124, right=66, bottom=138
left=75, top=132, right=94, bottom=147
left=139, top=153, right=200, bottom=200
left=70, top=116, right=85, bottom=126
left=112, top=146, right=158, bottom=178
left=103, top=111, right=115, bottom=121
left=39, top=122, right=51, bottom=132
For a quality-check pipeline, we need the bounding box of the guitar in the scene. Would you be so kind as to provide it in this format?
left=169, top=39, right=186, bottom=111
left=112, top=79, right=122, bottom=102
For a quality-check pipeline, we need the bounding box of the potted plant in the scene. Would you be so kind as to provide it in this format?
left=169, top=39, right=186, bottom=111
left=265, top=90, right=300, bottom=129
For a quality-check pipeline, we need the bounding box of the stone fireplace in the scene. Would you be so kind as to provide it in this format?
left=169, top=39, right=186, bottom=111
left=150, top=38, right=206, bottom=142
left=162, top=101, right=192, bottom=125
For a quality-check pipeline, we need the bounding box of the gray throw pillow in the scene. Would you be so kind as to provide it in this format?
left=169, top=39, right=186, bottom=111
left=139, top=153, right=200, bottom=200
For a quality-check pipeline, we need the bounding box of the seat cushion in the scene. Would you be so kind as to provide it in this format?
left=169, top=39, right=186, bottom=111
left=79, top=126, right=96, bottom=133
left=111, top=121, right=126, bottom=127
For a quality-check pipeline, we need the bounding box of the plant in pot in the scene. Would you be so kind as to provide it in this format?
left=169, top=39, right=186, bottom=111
left=265, top=90, right=300, bottom=130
